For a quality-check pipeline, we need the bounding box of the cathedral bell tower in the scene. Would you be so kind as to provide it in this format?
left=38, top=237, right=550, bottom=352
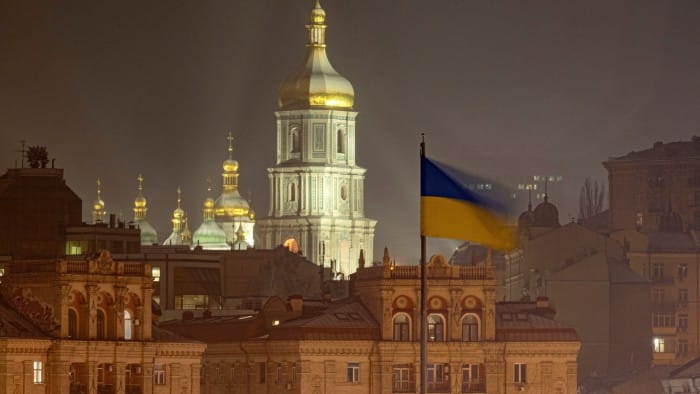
left=258, top=1, right=376, bottom=276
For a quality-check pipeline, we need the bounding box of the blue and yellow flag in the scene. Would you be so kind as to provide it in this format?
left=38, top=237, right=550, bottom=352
left=420, top=156, right=516, bottom=250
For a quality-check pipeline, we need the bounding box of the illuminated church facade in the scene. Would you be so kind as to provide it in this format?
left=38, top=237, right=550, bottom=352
left=257, top=1, right=376, bottom=276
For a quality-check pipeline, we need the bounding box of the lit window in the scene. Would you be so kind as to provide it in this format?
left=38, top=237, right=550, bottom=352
left=124, top=309, right=133, bottom=340
left=152, top=267, right=161, bottom=282
left=33, top=361, right=43, bottom=384
left=653, top=337, right=666, bottom=353
left=154, top=365, right=165, bottom=385
left=427, top=314, right=445, bottom=342
left=347, top=363, right=360, bottom=383
left=272, top=320, right=280, bottom=326
left=513, top=363, right=527, bottom=383
left=678, top=264, right=688, bottom=279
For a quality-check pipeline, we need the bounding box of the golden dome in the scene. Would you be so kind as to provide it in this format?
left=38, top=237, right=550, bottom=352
left=223, top=159, right=239, bottom=173
left=134, top=196, right=147, bottom=208
left=93, top=199, right=105, bottom=211
left=204, top=197, right=215, bottom=209
left=278, top=0, right=354, bottom=110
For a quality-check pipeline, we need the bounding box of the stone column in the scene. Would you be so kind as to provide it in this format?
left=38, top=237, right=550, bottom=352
left=141, top=287, right=153, bottom=340
left=87, top=361, right=96, bottom=394
left=56, top=284, right=72, bottom=338
left=191, top=364, right=201, bottom=394
left=323, top=360, right=335, bottom=394
left=22, top=360, right=32, bottom=393
left=142, top=362, right=154, bottom=394
left=51, top=360, right=71, bottom=394
left=170, top=363, right=181, bottom=394
left=380, top=288, right=394, bottom=340
left=450, top=361, right=462, bottom=394
left=449, top=288, right=463, bottom=341
left=114, top=286, right=127, bottom=339
left=483, top=288, right=496, bottom=341
left=115, top=362, right=126, bottom=394
left=86, top=284, right=99, bottom=339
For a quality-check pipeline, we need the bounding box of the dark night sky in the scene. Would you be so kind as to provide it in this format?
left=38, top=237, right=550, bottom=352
left=1, top=1, right=699, bottom=263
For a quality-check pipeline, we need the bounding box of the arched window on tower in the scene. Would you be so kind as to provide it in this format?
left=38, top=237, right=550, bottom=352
left=290, top=127, right=300, bottom=153
left=68, top=308, right=78, bottom=338
left=289, top=183, right=296, bottom=202
left=124, top=309, right=133, bottom=340
left=337, top=129, right=345, bottom=154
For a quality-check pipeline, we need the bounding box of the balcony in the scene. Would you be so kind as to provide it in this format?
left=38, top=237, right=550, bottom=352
left=428, top=381, right=451, bottom=393
left=392, top=382, right=416, bottom=393
left=462, top=381, right=486, bottom=393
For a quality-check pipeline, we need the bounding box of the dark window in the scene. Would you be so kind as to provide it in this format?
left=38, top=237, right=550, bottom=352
left=68, top=309, right=78, bottom=339
left=258, top=363, right=266, bottom=384
left=393, top=314, right=410, bottom=341
left=96, top=309, right=105, bottom=340
left=514, top=363, right=527, bottom=383
left=462, top=314, right=480, bottom=341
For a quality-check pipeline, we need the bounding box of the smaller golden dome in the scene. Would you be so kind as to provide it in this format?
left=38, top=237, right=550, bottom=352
left=310, top=1, right=325, bottom=23
left=93, top=199, right=104, bottom=211
left=223, top=159, right=239, bottom=173
left=204, top=197, right=215, bottom=209
left=173, top=207, right=184, bottom=218
left=134, top=196, right=147, bottom=208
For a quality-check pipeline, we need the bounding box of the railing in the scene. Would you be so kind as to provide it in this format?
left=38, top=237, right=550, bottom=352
left=462, top=381, right=486, bottom=393
left=360, top=264, right=494, bottom=281
left=66, top=261, right=88, bottom=273
left=428, top=381, right=451, bottom=393
left=393, top=382, right=416, bottom=393
left=459, top=266, right=491, bottom=280
left=391, top=266, right=418, bottom=279
left=9, top=260, right=147, bottom=277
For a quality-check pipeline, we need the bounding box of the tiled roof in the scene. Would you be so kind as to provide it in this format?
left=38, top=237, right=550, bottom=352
left=495, top=303, right=578, bottom=342
left=669, top=355, right=700, bottom=378
left=271, top=298, right=379, bottom=340
left=647, top=231, right=698, bottom=252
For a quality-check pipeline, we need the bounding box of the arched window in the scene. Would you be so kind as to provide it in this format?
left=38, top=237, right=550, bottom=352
left=337, top=129, right=345, bottom=154
left=289, top=183, right=296, bottom=202
left=427, top=314, right=445, bottom=342
left=461, top=314, right=480, bottom=342
left=290, top=127, right=300, bottom=153
left=340, top=185, right=347, bottom=201
left=124, top=309, right=133, bottom=340
left=68, top=308, right=78, bottom=338
left=393, top=313, right=411, bottom=341
left=96, top=309, right=106, bottom=340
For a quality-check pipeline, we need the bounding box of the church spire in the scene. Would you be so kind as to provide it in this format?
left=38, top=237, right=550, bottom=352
left=133, top=174, right=148, bottom=221
left=92, top=178, right=106, bottom=224
left=202, top=178, right=215, bottom=221
left=171, top=187, right=185, bottom=232
left=222, top=132, right=240, bottom=192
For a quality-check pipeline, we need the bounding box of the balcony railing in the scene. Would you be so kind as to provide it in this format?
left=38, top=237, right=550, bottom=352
left=428, top=381, right=451, bottom=393
left=393, top=382, right=416, bottom=393
left=462, top=381, right=486, bottom=393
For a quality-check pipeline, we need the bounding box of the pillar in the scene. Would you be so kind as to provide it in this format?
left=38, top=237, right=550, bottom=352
left=86, top=284, right=99, bottom=339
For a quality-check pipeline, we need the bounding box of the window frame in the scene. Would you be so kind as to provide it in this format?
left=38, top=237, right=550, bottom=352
left=513, top=363, right=527, bottom=384
left=393, top=313, right=411, bottom=341
left=461, top=313, right=480, bottom=342
left=427, top=313, right=445, bottom=342
left=347, top=362, right=360, bottom=383
left=154, top=365, right=166, bottom=385
left=33, top=361, right=44, bottom=384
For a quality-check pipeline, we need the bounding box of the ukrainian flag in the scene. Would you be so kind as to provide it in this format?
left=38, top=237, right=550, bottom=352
left=420, top=156, right=516, bottom=250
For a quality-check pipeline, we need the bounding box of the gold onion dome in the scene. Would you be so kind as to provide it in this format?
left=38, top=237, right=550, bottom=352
left=215, top=133, right=250, bottom=219
left=93, top=179, right=105, bottom=211
left=134, top=174, right=147, bottom=208
left=277, top=0, right=354, bottom=110
left=173, top=187, right=185, bottom=218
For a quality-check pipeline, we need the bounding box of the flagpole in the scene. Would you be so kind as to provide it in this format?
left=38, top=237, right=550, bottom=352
left=419, top=134, right=427, bottom=394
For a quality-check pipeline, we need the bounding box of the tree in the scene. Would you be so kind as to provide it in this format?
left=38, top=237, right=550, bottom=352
left=579, top=178, right=606, bottom=220
left=26, top=146, right=49, bottom=168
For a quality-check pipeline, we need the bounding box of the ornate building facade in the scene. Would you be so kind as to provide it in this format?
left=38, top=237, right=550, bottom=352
left=164, top=253, right=580, bottom=394
left=258, top=1, right=376, bottom=276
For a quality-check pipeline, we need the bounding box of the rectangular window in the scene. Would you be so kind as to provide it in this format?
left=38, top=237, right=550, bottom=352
left=33, top=361, right=43, bottom=384
left=153, top=365, right=165, bottom=385
left=652, top=288, right=665, bottom=304
left=678, top=264, right=688, bottom=279
left=653, top=338, right=666, bottom=353
left=258, top=363, right=266, bottom=384
left=347, top=363, right=360, bottom=383
left=216, top=366, right=223, bottom=383
left=652, top=312, right=675, bottom=328
left=514, top=363, right=527, bottom=383
left=392, top=364, right=413, bottom=393
left=313, top=124, right=326, bottom=152
left=653, top=263, right=664, bottom=279
left=427, top=363, right=449, bottom=392
left=462, top=364, right=483, bottom=392
left=152, top=267, right=161, bottom=282
left=679, top=288, right=689, bottom=303
left=276, top=364, right=283, bottom=384
left=679, top=340, right=689, bottom=356
left=679, top=314, right=689, bottom=331
left=291, top=364, right=297, bottom=383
